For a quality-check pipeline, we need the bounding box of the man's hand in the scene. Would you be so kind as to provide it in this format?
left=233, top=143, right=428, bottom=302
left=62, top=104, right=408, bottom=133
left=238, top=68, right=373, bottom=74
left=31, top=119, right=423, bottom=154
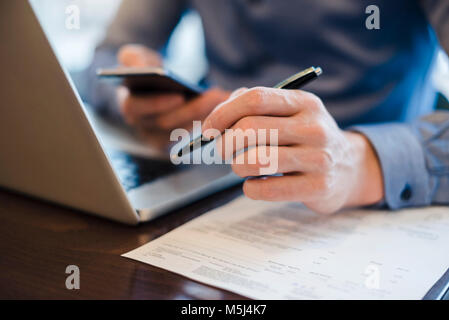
left=116, top=44, right=230, bottom=133
left=202, top=87, right=384, bottom=214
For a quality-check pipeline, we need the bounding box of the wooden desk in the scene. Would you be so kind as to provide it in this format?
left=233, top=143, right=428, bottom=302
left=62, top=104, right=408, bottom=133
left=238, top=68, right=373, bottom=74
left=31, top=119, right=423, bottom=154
left=1, top=186, right=447, bottom=300
left=0, top=186, right=246, bottom=299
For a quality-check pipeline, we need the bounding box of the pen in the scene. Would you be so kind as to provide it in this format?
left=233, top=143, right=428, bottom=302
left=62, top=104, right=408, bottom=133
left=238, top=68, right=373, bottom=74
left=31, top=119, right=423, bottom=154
left=176, top=66, right=323, bottom=158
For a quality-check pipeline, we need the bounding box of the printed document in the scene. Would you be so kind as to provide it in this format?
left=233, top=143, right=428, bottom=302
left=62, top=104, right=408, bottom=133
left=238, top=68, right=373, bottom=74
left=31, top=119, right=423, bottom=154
left=123, top=196, right=449, bottom=299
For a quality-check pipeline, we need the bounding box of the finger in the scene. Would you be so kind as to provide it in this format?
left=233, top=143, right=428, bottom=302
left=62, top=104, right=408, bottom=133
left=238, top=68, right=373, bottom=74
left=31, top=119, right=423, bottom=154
left=243, top=173, right=323, bottom=202
left=229, top=87, right=248, bottom=99
left=214, top=116, right=327, bottom=159
left=117, top=86, right=134, bottom=124
left=120, top=93, right=185, bottom=122
left=138, top=113, right=196, bottom=133
left=118, top=44, right=162, bottom=67
left=134, top=115, right=160, bottom=131
left=231, top=146, right=328, bottom=177
left=156, top=88, right=229, bottom=130
left=215, top=116, right=295, bottom=158
left=203, top=87, right=319, bottom=134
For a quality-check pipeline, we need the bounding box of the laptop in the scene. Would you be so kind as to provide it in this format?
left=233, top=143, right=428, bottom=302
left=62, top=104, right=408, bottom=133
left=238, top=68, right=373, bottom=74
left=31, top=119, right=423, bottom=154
left=0, top=0, right=241, bottom=224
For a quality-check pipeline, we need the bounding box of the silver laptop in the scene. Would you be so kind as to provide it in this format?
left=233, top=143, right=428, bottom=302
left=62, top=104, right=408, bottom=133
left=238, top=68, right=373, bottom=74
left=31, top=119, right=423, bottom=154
left=0, top=0, right=241, bottom=224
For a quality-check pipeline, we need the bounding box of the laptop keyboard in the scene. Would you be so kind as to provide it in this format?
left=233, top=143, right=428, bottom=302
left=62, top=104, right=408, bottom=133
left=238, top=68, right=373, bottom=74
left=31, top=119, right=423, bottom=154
left=105, top=149, right=185, bottom=192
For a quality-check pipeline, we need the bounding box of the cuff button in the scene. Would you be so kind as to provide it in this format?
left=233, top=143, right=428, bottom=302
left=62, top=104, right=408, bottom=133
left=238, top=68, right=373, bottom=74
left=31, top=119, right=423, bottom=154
left=400, top=184, right=412, bottom=201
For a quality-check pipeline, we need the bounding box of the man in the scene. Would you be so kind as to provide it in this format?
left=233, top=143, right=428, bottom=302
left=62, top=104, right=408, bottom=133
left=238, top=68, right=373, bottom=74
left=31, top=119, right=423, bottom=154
left=87, top=0, right=449, bottom=214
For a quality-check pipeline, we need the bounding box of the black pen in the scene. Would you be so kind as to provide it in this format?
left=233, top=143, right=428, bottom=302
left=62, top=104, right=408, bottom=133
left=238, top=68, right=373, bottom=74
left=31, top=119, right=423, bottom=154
left=175, top=66, right=322, bottom=158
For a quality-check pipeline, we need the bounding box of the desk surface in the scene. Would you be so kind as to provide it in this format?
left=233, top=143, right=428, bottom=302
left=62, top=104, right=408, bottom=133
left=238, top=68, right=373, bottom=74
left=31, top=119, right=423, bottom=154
left=0, top=186, right=246, bottom=299
left=1, top=186, right=448, bottom=300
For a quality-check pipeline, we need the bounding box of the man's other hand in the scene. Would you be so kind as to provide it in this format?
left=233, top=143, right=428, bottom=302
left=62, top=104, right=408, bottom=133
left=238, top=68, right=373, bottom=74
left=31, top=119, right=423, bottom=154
left=116, top=44, right=229, bottom=133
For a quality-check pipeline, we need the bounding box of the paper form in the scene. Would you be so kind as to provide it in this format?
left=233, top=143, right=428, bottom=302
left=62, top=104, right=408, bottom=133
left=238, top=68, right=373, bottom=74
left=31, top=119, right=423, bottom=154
left=123, top=196, right=449, bottom=299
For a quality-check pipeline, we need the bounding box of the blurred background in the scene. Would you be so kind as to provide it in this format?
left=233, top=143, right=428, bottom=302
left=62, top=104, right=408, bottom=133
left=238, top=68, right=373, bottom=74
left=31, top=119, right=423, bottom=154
left=30, top=0, right=208, bottom=100
left=30, top=0, right=449, bottom=108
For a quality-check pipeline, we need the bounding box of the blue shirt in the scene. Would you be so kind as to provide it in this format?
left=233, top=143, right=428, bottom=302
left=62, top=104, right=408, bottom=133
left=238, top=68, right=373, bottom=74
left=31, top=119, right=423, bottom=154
left=87, top=0, right=449, bottom=209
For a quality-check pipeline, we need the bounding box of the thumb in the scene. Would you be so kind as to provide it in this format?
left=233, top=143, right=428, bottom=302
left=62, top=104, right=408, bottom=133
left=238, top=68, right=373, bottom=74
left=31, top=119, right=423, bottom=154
left=118, top=44, right=162, bottom=67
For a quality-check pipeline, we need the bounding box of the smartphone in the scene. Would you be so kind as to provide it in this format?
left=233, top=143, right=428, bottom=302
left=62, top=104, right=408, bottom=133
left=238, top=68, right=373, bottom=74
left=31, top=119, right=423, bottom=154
left=97, top=67, right=204, bottom=98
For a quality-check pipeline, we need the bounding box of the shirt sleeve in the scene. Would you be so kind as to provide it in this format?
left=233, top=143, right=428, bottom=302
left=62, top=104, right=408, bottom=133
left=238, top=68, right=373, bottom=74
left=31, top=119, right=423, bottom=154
left=349, top=1, right=449, bottom=209
left=84, top=0, right=187, bottom=122
left=350, top=111, right=449, bottom=209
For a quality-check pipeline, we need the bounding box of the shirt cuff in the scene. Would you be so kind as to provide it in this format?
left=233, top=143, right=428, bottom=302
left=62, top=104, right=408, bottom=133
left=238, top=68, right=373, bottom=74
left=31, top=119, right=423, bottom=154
left=349, top=123, right=430, bottom=209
